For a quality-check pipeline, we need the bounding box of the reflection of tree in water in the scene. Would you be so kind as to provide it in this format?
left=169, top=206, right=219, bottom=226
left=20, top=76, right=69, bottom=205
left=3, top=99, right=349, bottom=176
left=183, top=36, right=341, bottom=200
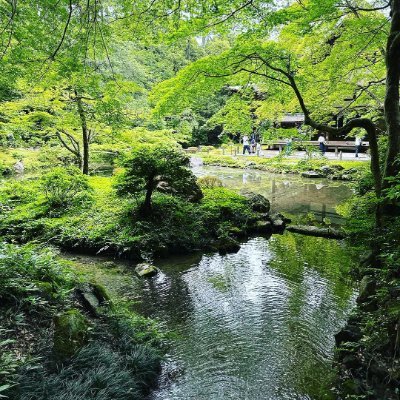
left=267, top=233, right=356, bottom=398
left=269, top=234, right=353, bottom=399
left=268, top=233, right=355, bottom=304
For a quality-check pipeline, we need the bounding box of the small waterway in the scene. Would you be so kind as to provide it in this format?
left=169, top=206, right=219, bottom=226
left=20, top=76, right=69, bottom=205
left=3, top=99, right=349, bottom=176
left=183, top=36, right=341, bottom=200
left=66, top=166, right=356, bottom=399
left=71, top=231, right=356, bottom=399
left=194, top=165, right=354, bottom=225
left=128, top=234, right=356, bottom=400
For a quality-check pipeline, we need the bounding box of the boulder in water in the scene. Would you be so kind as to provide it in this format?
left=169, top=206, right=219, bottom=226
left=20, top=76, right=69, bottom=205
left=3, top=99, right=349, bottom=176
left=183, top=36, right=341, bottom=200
left=270, top=213, right=291, bottom=233
left=217, top=237, right=241, bottom=255
left=250, top=220, right=273, bottom=235
left=135, top=263, right=158, bottom=277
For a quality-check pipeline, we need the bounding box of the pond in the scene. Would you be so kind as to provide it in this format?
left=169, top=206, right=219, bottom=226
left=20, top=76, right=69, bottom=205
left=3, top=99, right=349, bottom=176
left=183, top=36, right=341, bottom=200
left=63, top=166, right=356, bottom=399
left=127, top=233, right=356, bottom=400
left=193, top=165, right=354, bottom=225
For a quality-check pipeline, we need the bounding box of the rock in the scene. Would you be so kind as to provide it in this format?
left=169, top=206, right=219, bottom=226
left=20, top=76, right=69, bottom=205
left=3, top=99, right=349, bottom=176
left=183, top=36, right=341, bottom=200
left=270, top=213, right=291, bottom=233
left=245, top=193, right=271, bottom=213
left=13, top=160, right=24, bottom=174
left=335, top=324, right=362, bottom=347
left=217, top=237, right=241, bottom=255
left=320, top=165, right=334, bottom=176
left=103, top=261, right=118, bottom=269
left=357, top=275, right=376, bottom=303
left=286, top=225, right=345, bottom=239
left=320, top=165, right=344, bottom=175
left=53, top=309, right=89, bottom=359
left=91, top=283, right=110, bottom=303
left=78, top=283, right=110, bottom=316
left=135, top=263, right=159, bottom=277
left=250, top=220, right=273, bottom=235
left=301, top=171, right=323, bottom=178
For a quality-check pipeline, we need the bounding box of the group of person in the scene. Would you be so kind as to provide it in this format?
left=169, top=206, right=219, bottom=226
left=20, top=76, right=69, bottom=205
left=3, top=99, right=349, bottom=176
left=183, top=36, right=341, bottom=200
left=242, top=134, right=262, bottom=155
left=241, top=134, right=363, bottom=158
left=317, top=134, right=363, bottom=157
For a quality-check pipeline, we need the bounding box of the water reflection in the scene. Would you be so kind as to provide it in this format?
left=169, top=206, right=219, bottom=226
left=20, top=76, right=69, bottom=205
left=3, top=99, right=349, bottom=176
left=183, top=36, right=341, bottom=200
left=194, top=166, right=353, bottom=225
left=131, top=234, right=356, bottom=400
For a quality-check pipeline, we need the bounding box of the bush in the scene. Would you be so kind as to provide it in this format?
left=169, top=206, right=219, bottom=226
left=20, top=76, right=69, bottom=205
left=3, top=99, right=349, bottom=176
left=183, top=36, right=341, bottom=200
left=116, top=145, right=202, bottom=214
left=198, top=175, right=223, bottom=189
left=0, top=244, right=75, bottom=308
left=200, top=187, right=255, bottom=237
left=41, top=167, right=92, bottom=209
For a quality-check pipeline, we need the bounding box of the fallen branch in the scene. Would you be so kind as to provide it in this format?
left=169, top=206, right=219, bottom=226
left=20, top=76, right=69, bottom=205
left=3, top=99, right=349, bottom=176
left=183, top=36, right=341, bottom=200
left=286, top=225, right=346, bottom=239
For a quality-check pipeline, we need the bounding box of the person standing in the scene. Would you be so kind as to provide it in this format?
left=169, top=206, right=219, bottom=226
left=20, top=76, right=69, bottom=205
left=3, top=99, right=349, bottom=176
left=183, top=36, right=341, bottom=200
left=250, top=137, right=256, bottom=153
left=355, top=136, right=362, bottom=158
left=256, top=141, right=262, bottom=156
left=242, top=135, right=251, bottom=155
left=285, top=137, right=293, bottom=155
left=318, top=134, right=326, bottom=155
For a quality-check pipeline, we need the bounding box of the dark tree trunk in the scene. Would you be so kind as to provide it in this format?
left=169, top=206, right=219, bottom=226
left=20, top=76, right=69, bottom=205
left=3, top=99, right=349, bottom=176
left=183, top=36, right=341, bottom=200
left=75, top=90, right=90, bottom=175
left=142, top=178, right=155, bottom=215
left=384, top=0, right=400, bottom=182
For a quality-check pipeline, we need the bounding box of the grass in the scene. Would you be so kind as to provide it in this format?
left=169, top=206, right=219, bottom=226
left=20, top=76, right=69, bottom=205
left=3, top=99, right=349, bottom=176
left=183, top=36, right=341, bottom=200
left=0, top=243, right=164, bottom=400
left=0, top=174, right=258, bottom=258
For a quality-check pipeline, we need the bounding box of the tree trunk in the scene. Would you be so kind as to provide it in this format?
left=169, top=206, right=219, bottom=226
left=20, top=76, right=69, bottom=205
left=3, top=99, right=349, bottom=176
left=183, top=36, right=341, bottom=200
left=142, top=186, right=153, bottom=214
left=384, top=1, right=400, bottom=182
left=75, top=90, right=90, bottom=175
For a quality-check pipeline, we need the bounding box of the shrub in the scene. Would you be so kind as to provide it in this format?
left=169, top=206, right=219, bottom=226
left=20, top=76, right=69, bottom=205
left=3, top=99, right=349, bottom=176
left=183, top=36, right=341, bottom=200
left=0, top=244, right=75, bottom=307
left=200, top=187, right=255, bottom=237
left=198, top=175, right=223, bottom=189
left=115, top=145, right=202, bottom=214
left=41, top=167, right=92, bottom=208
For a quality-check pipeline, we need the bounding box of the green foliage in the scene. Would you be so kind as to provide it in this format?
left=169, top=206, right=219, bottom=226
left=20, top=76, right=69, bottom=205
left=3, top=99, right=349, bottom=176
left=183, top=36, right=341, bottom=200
left=15, top=341, right=160, bottom=400
left=0, top=244, right=74, bottom=308
left=116, top=145, right=202, bottom=212
left=197, top=175, right=223, bottom=189
left=0, top=331, right=18, bottom=399
left=41, top=167, right=92, bottom=209
left=383, top=174, right=400, bottom=201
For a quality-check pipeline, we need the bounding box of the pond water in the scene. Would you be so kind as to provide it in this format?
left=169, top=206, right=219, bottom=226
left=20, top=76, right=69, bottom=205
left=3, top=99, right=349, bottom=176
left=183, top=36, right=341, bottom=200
left=194, top=166, right=354, bottom=225
left=127, top=233, right=356, bottom=400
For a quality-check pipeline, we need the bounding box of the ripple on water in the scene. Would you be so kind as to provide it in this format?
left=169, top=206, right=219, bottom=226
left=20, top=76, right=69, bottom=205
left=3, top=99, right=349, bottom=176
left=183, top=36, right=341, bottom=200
left=136, top=236, right=356, bottom=400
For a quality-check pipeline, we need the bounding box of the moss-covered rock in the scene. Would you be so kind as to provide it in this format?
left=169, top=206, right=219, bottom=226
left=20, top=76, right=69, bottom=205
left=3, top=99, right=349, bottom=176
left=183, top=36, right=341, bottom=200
left=245, top=193, right=271, bottom=213
left=135, top=263, right=158, bottom=277
left=217, top=236, right=241, bottom=255
left=357, top=275, right=376, bottom=304
left=53, top=309, right=89, bottom=359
